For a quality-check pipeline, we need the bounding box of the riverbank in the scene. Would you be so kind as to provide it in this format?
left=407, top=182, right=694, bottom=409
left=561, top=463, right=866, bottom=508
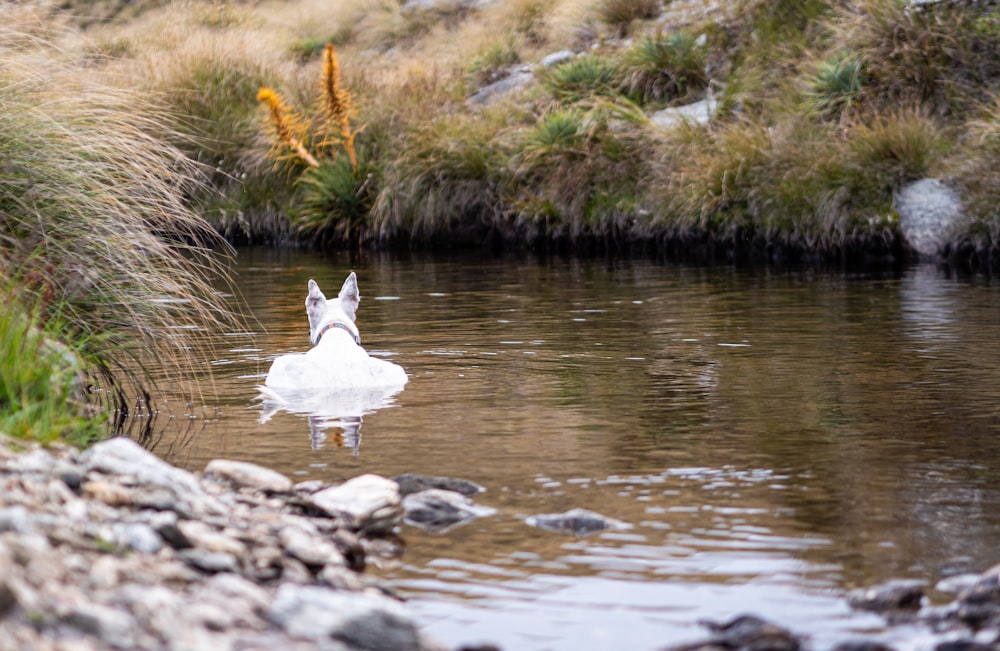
left=44, top=0, right=997, bottom=269
left=0, top=434, right=448, bottom=651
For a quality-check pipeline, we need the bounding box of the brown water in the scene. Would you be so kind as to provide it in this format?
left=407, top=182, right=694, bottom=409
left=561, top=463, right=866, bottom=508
left=149, top=247, right=1000, bottom=650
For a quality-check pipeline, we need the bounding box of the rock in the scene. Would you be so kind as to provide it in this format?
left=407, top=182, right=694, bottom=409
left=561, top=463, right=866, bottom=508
left=848, top=580, right=926, bottom=612
left=205, top=459, right=293, bottom=494
left=525, top=507, right=631, bottom=536
left=82, top=437, right=224, bottom=517
left=178, top=548, right=241, bottom=574
left=466, top=69, right=535, bottom=106
left=955, top=563, right=1000, bottom=627
left=176, top=520, right=246, bottom=557
left=279, top=525, right=345, bottom=568
left=651, top=95, right=718, bottom=128
left=832, top=642, right=897, bottom=651
left=894, top=178, right=965, bottom=257
left=393, top=473, right=485, bottom=497
left=934, top=642, right=996, bottom=651
left=0, top=506, right=34, bottom=534
left=402, top=489, right=496, bottom=533
left=270, top=584, right=422, bottom=650
left=310, top=474, right=403, bottom=535
left=63, top=603, right=138, bottom=649
left=109, top=522, right=162, bottom=554
left=663, top=614, right=802, bottom=651
left=540, top=50, right=574, bottom=67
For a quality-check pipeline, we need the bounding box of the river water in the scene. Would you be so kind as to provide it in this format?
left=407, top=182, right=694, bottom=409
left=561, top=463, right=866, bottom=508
left=148, top=246, right=1000, bottom=650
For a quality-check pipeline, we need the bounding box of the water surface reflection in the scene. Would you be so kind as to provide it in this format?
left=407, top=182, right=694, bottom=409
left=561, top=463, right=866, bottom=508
left=149, top=249, right=1000, bottom=650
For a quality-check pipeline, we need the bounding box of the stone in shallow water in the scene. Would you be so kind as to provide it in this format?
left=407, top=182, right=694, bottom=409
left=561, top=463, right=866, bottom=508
left=664, top=614, right=802, bottom=651
left=309, top=474, right=402, bottom=535
left=393, top=473, right=485, bottom=497
left=204, top=459, right=293, bottom=494
left=524, top=507, right=630, bottom=536
left=848, top=580, right=925, bottom=612
left=402, top=489, right=496, bottom=533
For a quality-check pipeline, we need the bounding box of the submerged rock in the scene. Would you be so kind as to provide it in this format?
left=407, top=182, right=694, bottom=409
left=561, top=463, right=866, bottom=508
left=525, top=507, right=631, bottom=536
left=663, top=614, right=802, bottom=651
left=393, top=473, right=485, bottom=497
left=402, top=489, right=497, bottom=533
left=847, top=580, right=925, bottom=612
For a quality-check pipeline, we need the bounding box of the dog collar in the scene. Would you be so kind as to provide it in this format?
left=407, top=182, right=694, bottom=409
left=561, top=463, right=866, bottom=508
left=316, top=321, right=360, bottom=346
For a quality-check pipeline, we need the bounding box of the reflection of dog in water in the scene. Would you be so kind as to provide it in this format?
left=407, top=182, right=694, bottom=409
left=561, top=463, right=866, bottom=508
left=258, top=273, right=408, bottom=449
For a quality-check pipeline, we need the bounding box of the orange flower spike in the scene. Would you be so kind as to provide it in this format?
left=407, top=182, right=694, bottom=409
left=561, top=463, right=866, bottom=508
left=321, top=44, right=358, bottom=170
left=257, top=87, right=319, bottom=168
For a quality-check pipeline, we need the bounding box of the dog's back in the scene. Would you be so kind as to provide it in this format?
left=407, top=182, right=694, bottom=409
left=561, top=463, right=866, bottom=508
left=263, top=274, right=408, bottom=392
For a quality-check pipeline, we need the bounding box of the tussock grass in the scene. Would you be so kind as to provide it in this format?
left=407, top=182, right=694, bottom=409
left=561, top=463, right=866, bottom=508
left=0, top=16, right=244, bottom=440
left=619, top=30, right=708, bottom=105
left=371, top=112, right=510, bottom=245
left=543, top=54, right=622, bottom=102
left=595, top=0, right=660, bottom=35
left=832, top=0, right=1000, bottom=118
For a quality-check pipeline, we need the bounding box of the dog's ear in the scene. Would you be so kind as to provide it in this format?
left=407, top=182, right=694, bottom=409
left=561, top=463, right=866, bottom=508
left=338, top=272, right=360, bottom=322
left=306, top=279, right=327, bottom=327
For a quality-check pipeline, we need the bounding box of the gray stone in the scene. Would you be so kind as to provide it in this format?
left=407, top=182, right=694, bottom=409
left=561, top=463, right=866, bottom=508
left=310, top=474, right=402, bottom=535
left=466, top=69, right=535, bottom=106
left=894, top=178, right=965, bottom=257
left=0, top=506, right=34, bottom=534
left=393, top=473, right=485, bottom=497
left=63, top=603, right=138, bottom=648
left=848, top=579, right=925, bottom=612
left=82, top=437, right=225, bottom=517
left=540, top=50, right=574, bottom=67
left=110, top=522, right=162, bottom=554
left=270, top=584, right=421, bottom=650
left=525, top=507, right=631, bottom=536
left=279, top=526, right=345, bottom=568
left=651, top=95, right=718, bottom=128
left=402, top=489, right=496, bottom=533
left=204, top=459, right=293, bottom=494
left=178, top=548, right=241, bottom=574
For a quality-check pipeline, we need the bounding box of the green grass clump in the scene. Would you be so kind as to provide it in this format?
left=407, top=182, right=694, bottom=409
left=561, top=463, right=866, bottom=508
left=0, top=293, right=104, bottom=445
left=804, top=51, right=863, bottom=120
left=619, top=30, right=707, bottom=104
left=468, top=40, right=521, bottom=87
left=543, top=55, right=621, bottom=102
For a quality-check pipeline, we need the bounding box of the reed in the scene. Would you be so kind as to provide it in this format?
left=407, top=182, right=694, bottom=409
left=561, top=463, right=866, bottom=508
left=0, top=13, right=245, bottom=440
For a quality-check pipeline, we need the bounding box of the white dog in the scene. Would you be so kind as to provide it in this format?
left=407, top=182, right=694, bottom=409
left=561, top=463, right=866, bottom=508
left=263, top=273, right=409, bottom=392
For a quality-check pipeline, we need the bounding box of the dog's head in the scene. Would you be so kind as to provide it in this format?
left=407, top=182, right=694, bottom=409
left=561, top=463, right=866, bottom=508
left=306, top=273, right=361, bottom=345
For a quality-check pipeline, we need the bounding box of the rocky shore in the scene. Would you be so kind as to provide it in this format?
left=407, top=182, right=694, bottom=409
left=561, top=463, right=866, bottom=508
left=4, top=434, right=1000, bottom=651
left=0, top=435, right=449, bottom=651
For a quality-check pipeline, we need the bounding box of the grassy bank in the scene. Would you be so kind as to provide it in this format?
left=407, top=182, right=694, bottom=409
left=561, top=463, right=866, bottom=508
left=50, top=0, right=994, bottom=266
left=0, top=5, right=243, bottom=444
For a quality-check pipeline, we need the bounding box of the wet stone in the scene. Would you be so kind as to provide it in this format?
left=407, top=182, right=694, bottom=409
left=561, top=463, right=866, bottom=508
left=402, top=489, right=497, bottom=533
left=848, top=580, right=926, bottom=612
left=393, top=473, right=485, bottom=497
left=664, top=614, right=802, bottom=651
left=525, top=507, right=631, bottom=536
